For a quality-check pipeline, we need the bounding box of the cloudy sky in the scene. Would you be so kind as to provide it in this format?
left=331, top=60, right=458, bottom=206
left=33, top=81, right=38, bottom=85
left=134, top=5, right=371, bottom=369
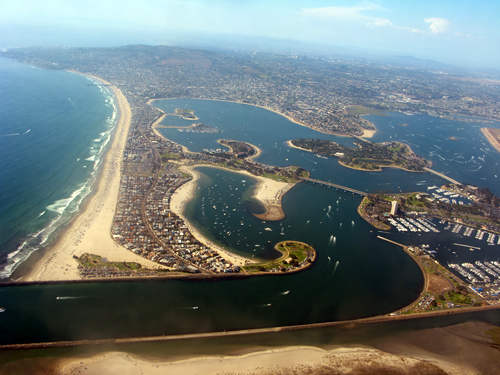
left=1, top=0, right=499, bottom=68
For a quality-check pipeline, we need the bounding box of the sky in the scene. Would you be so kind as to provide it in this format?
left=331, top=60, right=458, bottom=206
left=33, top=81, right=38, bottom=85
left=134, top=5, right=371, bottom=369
left=1, top=0, right=499, bottom=69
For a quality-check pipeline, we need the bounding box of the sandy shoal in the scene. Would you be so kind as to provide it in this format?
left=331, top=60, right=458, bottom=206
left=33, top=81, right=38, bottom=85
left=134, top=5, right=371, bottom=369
left=22, top=76, right=160, bottom=282
left=170, top=165, right=292, bottom=266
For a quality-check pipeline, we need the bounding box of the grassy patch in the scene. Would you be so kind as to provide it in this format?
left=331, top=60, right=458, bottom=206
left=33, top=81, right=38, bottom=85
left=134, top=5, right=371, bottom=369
left=243, top=241, right=315, bottom=273
left=77, top=253, right=142, bottom=271
left=387, top=145, right=403, bottom=152
left=349, top=105, right=388, bottom=116
left=445, top=291, right=472, bottom=305
left=161, top=153, right=181, bottom=162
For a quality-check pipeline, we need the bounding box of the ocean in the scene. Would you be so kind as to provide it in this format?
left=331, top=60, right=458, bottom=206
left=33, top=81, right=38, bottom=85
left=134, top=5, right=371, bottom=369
left=0, top=57, right=116, bottom=279
left=0, top=61, right=500, bottom=345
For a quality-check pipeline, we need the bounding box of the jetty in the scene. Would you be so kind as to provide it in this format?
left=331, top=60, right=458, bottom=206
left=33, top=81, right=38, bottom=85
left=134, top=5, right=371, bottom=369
left=299, top=177, right=367, bottom=196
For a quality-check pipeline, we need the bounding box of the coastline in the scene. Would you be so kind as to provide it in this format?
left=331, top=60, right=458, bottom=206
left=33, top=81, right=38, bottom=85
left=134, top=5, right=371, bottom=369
left=481, top=127, right=500, bottom=153
left=170, top=164, right=294, bottom=264
left=20, top=74, right=160, bottom=282
left=147, top=97, right=377, bottom=139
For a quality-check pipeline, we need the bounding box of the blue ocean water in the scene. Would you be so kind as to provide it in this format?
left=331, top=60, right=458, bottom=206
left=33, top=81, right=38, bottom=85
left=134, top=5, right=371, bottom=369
left=0, top=58, right=116, bottom=278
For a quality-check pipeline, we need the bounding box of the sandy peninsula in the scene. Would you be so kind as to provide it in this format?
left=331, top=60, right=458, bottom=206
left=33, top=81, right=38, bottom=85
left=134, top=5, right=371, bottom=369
left=21, top=77, right=161, bottom=282
left=169, top=164, right=294, bottom=265
left=481, top=127, right=500, bottom=153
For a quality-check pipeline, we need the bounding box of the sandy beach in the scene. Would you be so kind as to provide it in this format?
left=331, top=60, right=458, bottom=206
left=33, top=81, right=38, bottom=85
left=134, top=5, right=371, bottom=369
left=170, top=164, right=294, bottom=265
left=56, top=321, right=500, bottom=375
left=361, top=127, right=376, bottom=138
left=22, top=76, right=160, bottom=281
left=481, top=127, right=500, bottom=153
left=286, top=140, right=309, bottom=153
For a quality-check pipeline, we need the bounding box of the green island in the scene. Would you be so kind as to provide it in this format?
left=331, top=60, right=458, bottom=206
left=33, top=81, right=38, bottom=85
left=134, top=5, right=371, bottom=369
left=196, top=140, right=309, bottom=183
left=174, top=108, right=198, bottom=119
left=243, top=241, right=316, bottom=273
left=291, top=138, right=432, bottom=171
left=217, top=139, right=258, bottom=158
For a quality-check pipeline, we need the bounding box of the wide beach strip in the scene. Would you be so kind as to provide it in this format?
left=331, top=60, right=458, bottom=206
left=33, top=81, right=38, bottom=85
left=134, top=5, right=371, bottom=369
left=23, top=77, right=160, bottom=282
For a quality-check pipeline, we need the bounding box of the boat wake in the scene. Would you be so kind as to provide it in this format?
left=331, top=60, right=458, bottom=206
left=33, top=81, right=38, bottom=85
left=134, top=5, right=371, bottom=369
left=1, top=129, right=30, bottom=137
left=56, top=296, right=87, bottom=300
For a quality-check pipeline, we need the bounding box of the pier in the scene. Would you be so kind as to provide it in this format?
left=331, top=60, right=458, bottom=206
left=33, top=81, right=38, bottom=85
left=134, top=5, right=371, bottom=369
left=299, top=177, right=367, bottom=196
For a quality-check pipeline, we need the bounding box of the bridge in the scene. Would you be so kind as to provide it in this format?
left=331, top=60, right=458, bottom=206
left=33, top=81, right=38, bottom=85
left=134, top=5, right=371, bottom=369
left=423, top=168, right=460, bottom=185
left=300, top=177, right=367, bottom=196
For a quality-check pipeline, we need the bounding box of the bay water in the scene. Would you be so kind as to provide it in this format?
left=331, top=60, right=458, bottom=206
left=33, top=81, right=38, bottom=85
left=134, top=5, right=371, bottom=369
left=0, top=63, right=499, bottom=344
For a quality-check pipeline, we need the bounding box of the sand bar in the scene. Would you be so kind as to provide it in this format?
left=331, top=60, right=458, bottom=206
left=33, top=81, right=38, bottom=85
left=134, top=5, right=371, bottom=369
left=22, top=75, right=160, bottom=282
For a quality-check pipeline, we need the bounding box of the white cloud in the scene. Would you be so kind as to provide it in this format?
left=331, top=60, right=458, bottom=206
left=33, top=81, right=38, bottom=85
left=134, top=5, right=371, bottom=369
left=374, top=19, right=392, bottom=27
left=372, top=19, right=423, bottom=33
left=424, top=17, right=451, bottom=34
left=299, top=2, right=384, bottom=21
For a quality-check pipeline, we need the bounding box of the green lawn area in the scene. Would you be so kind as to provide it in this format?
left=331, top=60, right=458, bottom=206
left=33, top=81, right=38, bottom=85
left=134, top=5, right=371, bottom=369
left=175, top=108, right=194, bottom=114
left=348, top=105, right=388, bottom=116
left=445, top=291, right=472, bottom=305
left=243, top=241, right=315, bottom=273
left=387, top=145, right=402, bottom=152
left=161, top=153, right=181, bottom=162
left=77, top=254, right=142, bottom=271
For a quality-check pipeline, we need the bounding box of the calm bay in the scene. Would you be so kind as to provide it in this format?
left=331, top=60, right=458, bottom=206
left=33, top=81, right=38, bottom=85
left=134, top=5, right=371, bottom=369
left=0, top=74, right=500, bottom=345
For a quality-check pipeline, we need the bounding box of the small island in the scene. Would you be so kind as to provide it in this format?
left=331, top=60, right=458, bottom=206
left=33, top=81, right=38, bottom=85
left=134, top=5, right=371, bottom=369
left=217, top=139, right=257, bottom=158
left=175, top=108, right=199, bottom=119
left=178, top=123, right=220, bottom=133
left=290, top=139, right=432, bottom=171
left=243, top=241, right=316, bottom=274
